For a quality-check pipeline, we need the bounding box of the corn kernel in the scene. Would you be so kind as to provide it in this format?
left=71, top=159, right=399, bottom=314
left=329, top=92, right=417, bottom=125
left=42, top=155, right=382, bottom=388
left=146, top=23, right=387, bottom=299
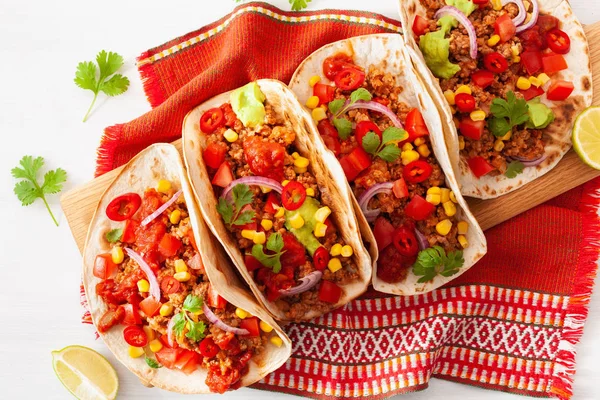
left=436, top=219, right=453, bottom=236
left=241, top=230, right=256, bottom=240
left=312, top=107, right=327, bottom=122
left=260, top=321, right=273, bottom=333
left=169, top=209, right=182, bottom=224
left=157, top=179, right=171, bottom=194
left=330, top=243, right=343, bottom=256
left=253, top=231, right=266, bottom=245
left=306, top=188, right=315, bottom=197
left=270, top=336, right=283, bottom=347
left=309, top=75, right=321, bottom=87
left=149, top=339, right=163, bottom=353
left=314, top=222, right=327, bottom=238
left=511, top=45, right=521, bottom=57
left=487, top=34, right=501, bottom=47
left=160, top=303, right=174, bottom=317
left=261, top=186, right=272, bottom=194
left=291, top=152, right=300, bottom=159
left=111, top=246, right=124, bottom=264
left=457, top=221, right=469, bottom=235
left=341, top=245, right=354, bottom=258
left=223, top=129, right=239, bottom=143
left=426, top=193, right=441, bottom=205
left=306, top=96, right=320, bottom=109
left=440, top=188, right=451, bottom=204
left=402, top=143, right=414, bottom=151
left=294, top=166, right=307, bottom=174
left=470, top=110, right=486, bottom=121
left=524, top=13, right=532, bottom=24
left=443, top=201, right=457, bottom=217
left=235, top=308, right=249, bottom=319
left=289, top=214, right=305, bottom=229
left=173, top=259, right=187, bottom=274
left=261, top=219, right=273, bottom=231
left=294, top=156, right=310, bottom=169
left=282, top=180, right=290, bottom=186
left=499, top=131, right=512, bottom=141
left=137, top=279, right=150, bottom=293
left=492, top=0, right=502, bottom=10
left=458, top=136, right=465, bottom=150
left=417, top=144, right=431, bottom=158
left=538, top=73, right=550, bottom=85
left=513, top=55, right=521, bottom=63
left=328, top=258, right=343, bottom=273
left=494, top=139, right=505, bottom=152
left=529, top=76, right=542, bottom=87
left=414, top=137, right=426, bottom=147
left=524, top=0, right=531, bottom=10
left=315, top=206, right=332, bottom=223
left=444, top=90, right=456, bottom=105
left=143, top=326, right=156, bottom=342
left=427, top=187, right=441, bottom=195
left=517, top=77, right=531, bottom=90
left=129, top=346, right=144, bottom=358
left=455, top=85, right=472, bottom=95
left=401, top=150, right=420, bottom=165
left=174, top=271, right=191, bottom=282
left=274, top=206, right=285, bottom=218
left=458, top=235, right=469, bottom=249
left=450, top=191, right=458, bottom=203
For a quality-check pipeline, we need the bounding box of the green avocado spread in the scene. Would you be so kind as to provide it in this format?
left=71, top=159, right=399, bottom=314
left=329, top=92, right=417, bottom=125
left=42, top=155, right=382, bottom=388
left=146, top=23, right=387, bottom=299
left=446, top=0, right=477, bottom=16
left=284, top=197, right=322, bottom=256
left=526, top=98, right=555, bottom=129
left=230, top=82, right=266, bottom=128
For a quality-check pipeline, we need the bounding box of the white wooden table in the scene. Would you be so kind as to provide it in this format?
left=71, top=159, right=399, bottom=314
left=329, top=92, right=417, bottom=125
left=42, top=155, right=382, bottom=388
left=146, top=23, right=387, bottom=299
left=0, top=0, right=598, bottom=399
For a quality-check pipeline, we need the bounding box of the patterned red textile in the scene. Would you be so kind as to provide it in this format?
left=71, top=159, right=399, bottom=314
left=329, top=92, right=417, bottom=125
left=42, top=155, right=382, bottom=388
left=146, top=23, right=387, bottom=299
left=85, top=2, right=600, bottom=399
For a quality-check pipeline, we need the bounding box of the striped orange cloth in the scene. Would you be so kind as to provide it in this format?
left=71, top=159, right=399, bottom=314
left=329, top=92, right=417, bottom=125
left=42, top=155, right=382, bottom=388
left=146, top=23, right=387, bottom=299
left=88, top=2, right=600, bottom=399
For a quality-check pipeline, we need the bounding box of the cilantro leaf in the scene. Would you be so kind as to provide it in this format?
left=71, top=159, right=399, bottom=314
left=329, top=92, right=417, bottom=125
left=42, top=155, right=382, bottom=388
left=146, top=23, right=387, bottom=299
left=362, top=132, right=381, bottom=154
left=377, top=145, right=402, bottom=162
left=252, top=232, right=286, bottom=273
left=182, top=295, right=203, bottom=313
left=382, top=127, right=408, bottom=144
left=488, top=91, right=530, bottom=137
left=442, top=250, right=464, bottom=277
left=413, top=246, right=464, bottom=283
left=75, top=51, right=129, bottom=122
left=172, top=312, right=186, bottom=338
left=105, top=229, right=123, bottom=243
left=505, top=160, right=525, bottom=179
left=289, top=0, right=311, bottom=10
left=145, top=357, right=162, bottom=369
left=328, top=99, right=345, bottom=115
left=266, top=231, right=284, bottom=252
left=216, top=197, right=234, bottom=225
left=232, top=210, right=255, bottom=226
left=350, top=88, right=372, bottom=103
left=185, top=321, right=207, bottom=342
left=219, top=184, right=256, bottom=228
left=488, top=117, right=512, bottom=138
left=12, top=155, right=66, bottom=226
left=332, top=118, right=353, bottom=140
left=232, top=184, right=254, bottom=212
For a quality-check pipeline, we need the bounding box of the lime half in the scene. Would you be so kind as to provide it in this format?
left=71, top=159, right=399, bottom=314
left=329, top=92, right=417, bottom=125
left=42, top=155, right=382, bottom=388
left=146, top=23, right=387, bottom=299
left=52, top=345, right=118, bottom=400
left=573, top=106, right=600, bottom=170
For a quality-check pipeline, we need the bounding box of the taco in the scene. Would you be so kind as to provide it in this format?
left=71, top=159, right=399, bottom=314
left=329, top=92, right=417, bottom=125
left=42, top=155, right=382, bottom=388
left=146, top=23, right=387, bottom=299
left=182, top=80, right=372, bottom=321
left=399, top=0, right=593, bottom=198
left=82, top=144, right=291, bottom=394
left=289, top=34, right=487, bottom=295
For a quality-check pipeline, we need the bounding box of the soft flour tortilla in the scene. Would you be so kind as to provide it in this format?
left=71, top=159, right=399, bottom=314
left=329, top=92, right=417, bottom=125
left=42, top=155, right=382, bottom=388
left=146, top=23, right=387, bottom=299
left=82, top=144, right=291, bottom=393
left=399, top=0, right=593, bottom=199
left=182, top=80, right=372, bottom=321
left=288, top=34, right=487, bottom=295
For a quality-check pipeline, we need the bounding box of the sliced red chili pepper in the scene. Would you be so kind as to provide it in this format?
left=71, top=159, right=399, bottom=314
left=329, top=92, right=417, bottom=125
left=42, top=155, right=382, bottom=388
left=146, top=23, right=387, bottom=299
left=160, top=276, right=181, bottom=294
left=106, top=193, right=142, bottom=221
left=483, top=52, right=509, bottom=73
left=313, top=246, right=330, bottom=271
left=123, top=325, right=148, bottom=347
left=334, top=68, right=365, bottom=91
left=546, top=28, right=571, bottom=54
left=198, top=337, right=220, bottom=358
left=392, top=226, right=419, bottom=257
left=281, top=181, right=307, bottom=211
left=403, top=160, right=433, bottom=184
left=455, top=93, right=476, bottom=113
left=322, top=53, right=356, bottom=81
left=200, top=108, right=225, bottom=134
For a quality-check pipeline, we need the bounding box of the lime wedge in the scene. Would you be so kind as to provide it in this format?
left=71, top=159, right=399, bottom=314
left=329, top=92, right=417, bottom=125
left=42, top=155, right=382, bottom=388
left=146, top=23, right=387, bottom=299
left=573, top=106, right=600, bottom=170
left=52, top=345, right=118, bottom=400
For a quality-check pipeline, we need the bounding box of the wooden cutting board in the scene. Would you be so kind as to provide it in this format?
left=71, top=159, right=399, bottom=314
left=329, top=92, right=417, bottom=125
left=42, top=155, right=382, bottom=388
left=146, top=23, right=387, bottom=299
left=61, top=22, right=600, bottom=254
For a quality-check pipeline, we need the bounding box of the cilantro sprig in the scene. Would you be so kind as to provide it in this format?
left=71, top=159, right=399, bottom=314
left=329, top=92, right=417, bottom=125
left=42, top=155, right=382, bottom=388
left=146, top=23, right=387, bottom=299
left=505, top=160, right=524, bottom=178
left=12, top=156, right=67, bottom=226
left=328, top=88, right=373, bottom=139
left=251, top=232, right=286, bottom=273
left=75, top=50, right=130, bottom=122
left=234, top=0, right=311, bottom=11
left=412, top=246, right=464, bottom=283
left=362, top=127, right=408, bottom=162
left=145, top=357, right=162, bottom=369
left=217, top=184, right=256, bottom=228
left=172, top=295, right=207, bottom=343
left=488, top=91, right=530, bottom=137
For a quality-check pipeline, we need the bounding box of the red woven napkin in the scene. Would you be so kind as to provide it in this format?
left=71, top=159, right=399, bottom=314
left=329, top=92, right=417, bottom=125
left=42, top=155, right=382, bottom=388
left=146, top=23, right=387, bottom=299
left=88, top=2, right=600, bottom=399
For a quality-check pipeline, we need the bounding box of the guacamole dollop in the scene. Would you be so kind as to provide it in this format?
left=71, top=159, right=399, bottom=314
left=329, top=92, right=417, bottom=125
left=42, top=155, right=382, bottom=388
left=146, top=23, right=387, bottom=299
left=419, top=16, right=460, bottom=79
left=526, top=98, right=555, bottom=129
left=284, top=197, right=322, bottom=256
left=446, top=0, right=477, bottom=17
left=230, top=82, right=266, bottom=128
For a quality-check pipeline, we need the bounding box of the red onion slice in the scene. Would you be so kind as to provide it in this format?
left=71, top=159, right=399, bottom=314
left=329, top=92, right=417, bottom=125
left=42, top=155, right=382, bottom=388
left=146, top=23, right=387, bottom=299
left=502, top=0, right=527, bottom=26
left=141, top=190, right=182, bottom=227
left=415, top=229, right=430, bottom=250
left=344, top=101, right=404, bottom=129
left=188, top=253, right=204, bottom=271
left=434, top=6, right=478, bottom=59
left=279, top=271, right=323, bottom=297
left=203, top=303, right=250, bottom=335
left=167, top=315, right=176, bottom=347
left=357, top=182, right=394, bottom=222
left=509, top=154, right=547, bottom=167
left=221, top=177, right=283, bottom=200
left=124, top=248, right=161, bottom=300
left=515, top=0, right=539, bottom=33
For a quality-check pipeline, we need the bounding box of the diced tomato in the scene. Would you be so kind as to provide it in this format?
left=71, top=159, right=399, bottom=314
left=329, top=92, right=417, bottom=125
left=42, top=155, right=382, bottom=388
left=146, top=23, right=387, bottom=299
left=221, top=103, right=238, bottom=128
left=123, top=325, right=148, bottom=347
left=322, top=135, right=341, bottom=156
left=404, top=195, right=435, bottom=221
left=243, top=136, right=285, bottom=181
left=106, top=193, right=142, bottom=222
left=471, top=70, right=495, bottom=88
left=120, top=303, right=142, bottom=325
left=158, top=234, right=181, bottom=257
left=313, top=83, right=336, bottom=106
left=334, top=68, right=365, bottom=91
left=200, top=108, right=225, bottom=134
left=139, top=296, right=161, bottom=317
left=521, top=50, right=543, bottom=75
left=160, top=276, right=181, bottom=294
left=405, top=108, right=429, bottom=142
left=203, top=142, right=228, bottom=169
left=536, top=15, right=559, bottom=34
left=546, top=28, right=570, bottom=54
left=240, top=316, right=261, bottom=337
left=181, top=353, right=201, bottom=375
left=472, top=0, right=488, bottom=3
left=206, top=283, right=228, bottom=309
left=339, top=147, right=372, bottom=181
left=187, top=230, right=198, bottom=252
left=281, top=181, right=307, bottom=211
left=322, top=53, right=356, bottom=81
left=373, top=217, right=395, bottom=250
left=494, top=14, right=516, bottom=43
left=139, top=189, right=163, bottom=220
left=264, top=192, right=280, bottom=215
left=542, top=52, right=568, bottom=75
left=459, top=118, right=485, bottom=140
left=313, top=246, right=330, bottom=271
left=546, top=80, right=574, bottom=101
left=317, top=119, right=338, bottom=138
left=403, top=160, right=433, bottom=184
left=520, top=85, right=545, bottom=101
left=280, top=232, right=307, bottom=269
left=93, top=254, right=118, bottom=280
left=455, top=93, right=476, bottom=113
left=159, top=334, right=175, bottom=349
left=97, top=307, right=125, bottom=333
left=174, top=350, right=197, bottom=369
left=412, top=15, right=430, bottom=37
left=199, top=337, right=220, bottom=358
left=155, top=348, right=181, bottom=369
left=122, top=219, right=139, bottom=243
left=318, top=280, right=342, bottom=304
left=355, top=120, right=382, bottom=150
left=135, top=221, right=166, bottom=258
left=211, top=161, right=234, bottom=188
left=245, top=254, right=263, bottom=272
left=467, top=156, right=495, bottom=178
left=519, top=26, right=545, bottom=51
left=376, top=245, right=415, bottom=284
left=392, top=178, right=409, bottom=199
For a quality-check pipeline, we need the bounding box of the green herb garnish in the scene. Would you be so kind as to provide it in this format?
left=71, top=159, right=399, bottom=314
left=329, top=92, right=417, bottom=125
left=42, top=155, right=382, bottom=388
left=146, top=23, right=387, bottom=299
left=505, top=160, right=525, bottom=178
left=362, top=127, right=408, bottom=162
left=251, top=232, right=286, bottom=273
left=328, top=88, right=373, bottom=139
left=216, top=184, right=256, bottom=228
left=412, top=246, right=464, bottom=283
left=12, top=156, right=67, bottom=226
left=235, top=0, right=311, bottom=11
left=488, top=91, right=530, bottom=137
left=172, top=295, right=207, bottom=343
left=145, top=357, right=162, bottom=369
left=105, top=229, right=123, bottom=243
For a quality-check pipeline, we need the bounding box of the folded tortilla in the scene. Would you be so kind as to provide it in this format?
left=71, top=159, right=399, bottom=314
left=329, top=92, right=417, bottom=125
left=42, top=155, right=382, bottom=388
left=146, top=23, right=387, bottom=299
left=82, top=144, right=291, bottom=393
left=399, top=0, right=593, bottom=199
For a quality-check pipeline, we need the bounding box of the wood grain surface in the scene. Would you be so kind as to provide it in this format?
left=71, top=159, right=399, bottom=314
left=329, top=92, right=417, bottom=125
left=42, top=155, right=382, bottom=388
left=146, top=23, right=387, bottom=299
left=60, top=22, right=600, bottom=254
